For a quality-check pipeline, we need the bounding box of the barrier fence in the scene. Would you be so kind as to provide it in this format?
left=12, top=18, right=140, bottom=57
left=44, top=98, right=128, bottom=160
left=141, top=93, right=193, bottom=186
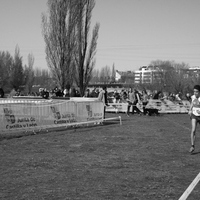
left=0, top=97, right=190, bottom=133
left=106, top=99, right=191, bottom=114
left=0, top=99, right=104, bottom=133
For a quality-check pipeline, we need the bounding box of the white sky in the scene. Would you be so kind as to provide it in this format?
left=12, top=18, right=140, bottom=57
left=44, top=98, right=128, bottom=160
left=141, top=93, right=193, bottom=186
left=0, top=0, right=200, bottom=72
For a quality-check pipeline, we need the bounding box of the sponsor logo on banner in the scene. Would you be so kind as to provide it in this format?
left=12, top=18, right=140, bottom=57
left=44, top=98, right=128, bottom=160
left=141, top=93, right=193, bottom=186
left=86, top=104, right=93, bottom=118
left=76, top=102, right=103, bottom=121
left=50, top=106, right=61, bottom=120
left=3, top=107, right=16, bottom=124
left=3, top=106, right=38, bottom=130
left=86, top=104, right=103, bottom=121
left=50, top=105, right=76, bottom=124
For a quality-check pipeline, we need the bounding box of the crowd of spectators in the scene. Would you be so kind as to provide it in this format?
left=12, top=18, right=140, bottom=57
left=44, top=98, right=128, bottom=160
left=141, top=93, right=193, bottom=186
left=2, top=87, right=81, bottom=99
left=103, top=89, right=192, bottom=104
left=0, top=85, right=193, bottom=103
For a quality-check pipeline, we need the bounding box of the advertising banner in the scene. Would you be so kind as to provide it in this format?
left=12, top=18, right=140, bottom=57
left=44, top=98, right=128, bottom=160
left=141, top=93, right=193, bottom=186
left=0, top=99, right=104, bottom=133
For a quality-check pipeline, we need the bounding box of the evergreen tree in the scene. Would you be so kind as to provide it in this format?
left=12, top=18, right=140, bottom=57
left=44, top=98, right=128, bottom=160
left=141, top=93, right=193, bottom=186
left=0, top=51, right=13, bottom=91
left=10, top=46, right=24, bottom=90
left=111, top=63, right=115, bottom=83
left=24, top=53, right=35, bottom=93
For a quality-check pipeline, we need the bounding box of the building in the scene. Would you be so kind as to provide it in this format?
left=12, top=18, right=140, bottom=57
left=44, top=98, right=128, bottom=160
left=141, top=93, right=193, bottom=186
left=134, top=66, right=163, bottom=84
left=189, top=66, right=200, bottom=71
left=183, top=66, right=200, bottom=79
left=115, top=70, right=121, bottom=81
left=115, top=70, right=135, bottom=83
left=115, top=65, right=200, bottom=85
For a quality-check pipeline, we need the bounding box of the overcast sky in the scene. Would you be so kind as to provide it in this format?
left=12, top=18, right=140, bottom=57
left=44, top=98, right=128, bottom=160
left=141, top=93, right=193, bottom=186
left=0, top=0, right=199, bottom=72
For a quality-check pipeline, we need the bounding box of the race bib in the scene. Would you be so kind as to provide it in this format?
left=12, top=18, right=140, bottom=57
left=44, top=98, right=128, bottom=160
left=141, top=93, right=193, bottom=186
left=192, top=107, right=200, bottom=116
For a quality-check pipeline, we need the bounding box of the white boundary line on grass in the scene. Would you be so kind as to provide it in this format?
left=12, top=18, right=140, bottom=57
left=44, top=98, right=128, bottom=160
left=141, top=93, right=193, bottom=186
left=165, top=115, right=200, bottom=199
left=179, top=172, right=200, bottom=200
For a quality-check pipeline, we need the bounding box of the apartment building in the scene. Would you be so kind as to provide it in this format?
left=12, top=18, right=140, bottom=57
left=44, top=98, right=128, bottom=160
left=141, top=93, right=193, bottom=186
left=183, top=66, right=200, bottom=79
left=134, top=66, right=163, bottom=84
left=115, top=65, right=200, bottom=84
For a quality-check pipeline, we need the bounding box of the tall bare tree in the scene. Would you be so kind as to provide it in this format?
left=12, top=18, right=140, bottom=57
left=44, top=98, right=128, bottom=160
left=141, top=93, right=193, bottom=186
left=167, top=62, right=189, bottom=93
left=74, top=0, right=100, bottom=96
left=149, top=60, right=174, bottom=89
left=42, top=0, right=77, bottom=90
left=149, top=60, right=190, bottom=93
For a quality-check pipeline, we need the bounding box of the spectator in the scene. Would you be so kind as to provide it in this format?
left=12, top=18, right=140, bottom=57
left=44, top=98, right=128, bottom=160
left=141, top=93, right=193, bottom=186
left=175, top=92, right=182, bottom=101
left=0, top=87, right=4, bottom=98
left=153, top=91, right=162, bottom=99
left=15, top=89, right=21, bottom=96
left=95, top=88, right=99, bottom=97
left=168, top=93, right=176, bottom=101
left=84, top=89, right=90, bottom=97
left=75, top=89, right=81, bottom=97
left=160, top=92, right=168, bottom=100
left=126, top=88, right=142, bottom=116
left=9, top=89, right=16, bottom=97
left=113, top=90, right=121, bottom=103
left=121, top=90, right=128, bottom=103
left=98, top=86, right=108, bottom=119
left=90, top=88, right=99, bottom=98
left=185, top=93, right=191, bottom=102
left=70, top=88, right=76, bottom=97
left=41, top=88, right=49, bottom=99
left=63, top=88, right=70, bottom=97
left=142, top=90, right=149, bottom=115
left=53, top=86, right=63, bottom=97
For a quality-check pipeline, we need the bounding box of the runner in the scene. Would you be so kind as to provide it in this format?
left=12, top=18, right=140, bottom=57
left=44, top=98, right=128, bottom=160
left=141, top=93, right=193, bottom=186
left=188, top=85, right=200, bottom=154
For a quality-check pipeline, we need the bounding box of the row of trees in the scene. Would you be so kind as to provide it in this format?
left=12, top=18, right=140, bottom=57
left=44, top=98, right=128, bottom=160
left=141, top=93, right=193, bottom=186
left=90, top=64, right=116, bottom=83
left=1, top=46, right=198, bottom=95
left=42, top=0, right=99, bottom=96
left=147, top=60, right=200, bottom=94
left=0, top=47, right=52, bottom=93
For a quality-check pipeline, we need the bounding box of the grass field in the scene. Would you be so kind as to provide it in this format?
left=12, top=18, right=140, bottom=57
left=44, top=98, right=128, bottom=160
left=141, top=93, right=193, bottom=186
left=1, top=113, right=200, bottom=200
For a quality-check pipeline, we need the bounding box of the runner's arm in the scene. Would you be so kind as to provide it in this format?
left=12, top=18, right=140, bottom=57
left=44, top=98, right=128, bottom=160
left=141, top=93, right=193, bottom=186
left=188, top=101, right=193, bottom=116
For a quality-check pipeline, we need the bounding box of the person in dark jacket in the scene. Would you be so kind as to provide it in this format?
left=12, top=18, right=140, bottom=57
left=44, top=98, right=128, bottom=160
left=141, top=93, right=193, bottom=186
left=0, top=87, right=5, bottom=98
